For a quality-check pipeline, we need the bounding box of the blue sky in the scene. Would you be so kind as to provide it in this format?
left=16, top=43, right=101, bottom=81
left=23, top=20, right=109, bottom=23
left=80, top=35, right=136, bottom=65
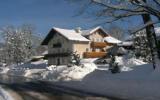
left=0, top=0, right=143, bottom=37
left=0, top=0, right=98, bottom=36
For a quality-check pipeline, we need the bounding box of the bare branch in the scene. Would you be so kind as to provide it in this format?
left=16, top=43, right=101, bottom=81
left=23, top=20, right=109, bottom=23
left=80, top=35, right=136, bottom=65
left=130, top=0, right=160, bottom=18
left=130, top=20, right=160, bottom=34
left=91, top=0, right=144, bottom=13
left=153, top=0, right=160, bottom=7
left=101, top=11, right=147, bottom=24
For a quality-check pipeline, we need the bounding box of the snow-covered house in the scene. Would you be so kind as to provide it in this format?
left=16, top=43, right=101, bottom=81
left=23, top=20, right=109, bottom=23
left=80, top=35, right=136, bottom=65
left=41, top=26, right=120, bottom=65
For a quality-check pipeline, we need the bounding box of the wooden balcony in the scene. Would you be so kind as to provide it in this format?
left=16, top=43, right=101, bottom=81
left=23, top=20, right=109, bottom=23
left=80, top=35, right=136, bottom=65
left=83, top=52, right=107, bottom=58
left=91, top=42, right=113, bottom=48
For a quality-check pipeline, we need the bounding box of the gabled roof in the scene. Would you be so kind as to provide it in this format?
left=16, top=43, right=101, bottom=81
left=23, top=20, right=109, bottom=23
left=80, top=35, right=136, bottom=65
left=54, top=27, right=89, bottom=42
left=41, top=27, right=90, bottom=45
left=117, top=41, right=133, bottom=46
left=81, top=26, right=108, bottom=36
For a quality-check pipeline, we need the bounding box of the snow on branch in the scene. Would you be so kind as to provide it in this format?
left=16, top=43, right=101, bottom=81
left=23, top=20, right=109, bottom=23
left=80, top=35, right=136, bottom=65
left=130, top=20, right=160, bottom=34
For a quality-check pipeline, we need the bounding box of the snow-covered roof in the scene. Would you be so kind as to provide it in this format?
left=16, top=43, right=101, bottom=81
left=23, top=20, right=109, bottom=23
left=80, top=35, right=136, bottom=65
left=155, top=27, right=160, bottom=37
left=117, top=41, right=133, bottom=46
left=125, top=27, right=160, bottom=41
left=41, top=27, right=90, bottom=45
left=81, top=26, right=108, bottom=36
left=104, top=36, right=122, bottom=44
left=53, top=27, right=90, bottom=42
left=42, top=50, right=48, bottom=55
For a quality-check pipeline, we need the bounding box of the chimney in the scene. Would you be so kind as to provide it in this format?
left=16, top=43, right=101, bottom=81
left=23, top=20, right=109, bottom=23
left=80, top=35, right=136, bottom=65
left=75, top=27, right=81, bottom=33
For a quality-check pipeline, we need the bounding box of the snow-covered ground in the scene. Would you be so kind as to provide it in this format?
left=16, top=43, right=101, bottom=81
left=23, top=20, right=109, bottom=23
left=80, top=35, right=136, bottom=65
left=54, top=64, right=160, bottom=100
left=0, top=86, right=14, bottom=100
left=42, top=63, right=97, bottom=81
left=0, top=56, right=146, bottom=81
left=1, top=56, right=155, bottom=99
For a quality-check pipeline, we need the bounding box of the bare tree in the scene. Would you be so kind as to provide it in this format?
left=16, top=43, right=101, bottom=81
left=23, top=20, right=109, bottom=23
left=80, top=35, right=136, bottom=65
left=70, top=0, right=160, bottom=69
left=108, top=24, right=124, bottom=40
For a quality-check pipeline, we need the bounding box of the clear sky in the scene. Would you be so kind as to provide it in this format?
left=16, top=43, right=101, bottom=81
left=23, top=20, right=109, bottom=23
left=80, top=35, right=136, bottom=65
left=0, top=0, right=96, bottom=36
left=0, top=0, right=142, bottom=37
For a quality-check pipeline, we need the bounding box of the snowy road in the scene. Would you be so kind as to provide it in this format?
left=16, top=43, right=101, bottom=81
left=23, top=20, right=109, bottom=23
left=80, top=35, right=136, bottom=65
left=0, top=75, right=119, bottom=100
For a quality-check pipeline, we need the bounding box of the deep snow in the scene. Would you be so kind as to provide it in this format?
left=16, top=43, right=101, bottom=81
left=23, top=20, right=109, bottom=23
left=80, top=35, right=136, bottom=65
left=0, top=57, right=145, bottom=81
left=54, top=64, right=160, bottom=100
left=0, top=57, right=156, bottom=100
left=0, top=86, right=14, bottom=100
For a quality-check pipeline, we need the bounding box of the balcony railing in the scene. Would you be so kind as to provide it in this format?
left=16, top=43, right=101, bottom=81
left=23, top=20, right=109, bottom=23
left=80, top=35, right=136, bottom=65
left=83, top=52, right=107, bottom=58
left=91, top=42, right=113, bottom=48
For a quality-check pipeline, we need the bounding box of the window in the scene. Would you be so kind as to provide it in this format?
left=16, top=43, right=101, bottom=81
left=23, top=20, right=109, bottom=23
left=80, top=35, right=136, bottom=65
left=53, top=42, right=62, bottom=48
left=86, top=48, right=89, bottom=52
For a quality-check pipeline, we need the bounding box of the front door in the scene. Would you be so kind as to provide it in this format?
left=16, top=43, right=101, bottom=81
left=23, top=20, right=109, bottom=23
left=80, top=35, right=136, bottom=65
left=57, top=58, right=60, bottom=65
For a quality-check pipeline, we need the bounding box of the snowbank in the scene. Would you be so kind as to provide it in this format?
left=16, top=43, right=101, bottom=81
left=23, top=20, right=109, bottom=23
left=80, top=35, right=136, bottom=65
left=42, top=63, right=97, bottom=81
left=80, top=58, right=98, bottom=63
left=0, top=86, right=14, bottom=100
left=0, top=58, right=98, bottom=81
left=0, top=60, right=48, bottom=79
left=0, top=67, right=10, bottom=74
left=0, top=56, right=146, bottom=81
left=115, top=56, right=146, bottom=71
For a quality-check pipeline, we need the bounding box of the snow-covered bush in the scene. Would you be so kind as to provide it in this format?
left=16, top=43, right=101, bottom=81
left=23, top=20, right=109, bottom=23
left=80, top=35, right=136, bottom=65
left=114, top=55, right=146, bottom=72
left=69, top=51, right=81, bottom=66
left=133, top=30, right=152, bottom=62
left=109, top=55, right=121, bottom=73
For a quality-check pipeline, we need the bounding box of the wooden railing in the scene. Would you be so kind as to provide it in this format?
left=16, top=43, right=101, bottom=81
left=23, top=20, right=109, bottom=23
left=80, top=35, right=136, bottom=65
left=83, top=52, right=107, bottom=58
left=91, top=42, right=113, bottom=48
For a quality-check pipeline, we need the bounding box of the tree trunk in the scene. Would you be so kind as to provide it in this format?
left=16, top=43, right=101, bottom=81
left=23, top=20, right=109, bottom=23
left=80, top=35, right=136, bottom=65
left=141, top=13, right=160, bottom=69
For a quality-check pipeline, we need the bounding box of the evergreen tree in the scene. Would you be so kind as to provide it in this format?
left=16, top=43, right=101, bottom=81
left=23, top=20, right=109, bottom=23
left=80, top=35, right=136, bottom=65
left=133, top=30, right=152, bottom=62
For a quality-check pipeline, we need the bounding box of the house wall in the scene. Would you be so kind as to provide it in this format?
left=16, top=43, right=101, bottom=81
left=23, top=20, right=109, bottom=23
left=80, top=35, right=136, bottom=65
left=48, top=32, right=73, bottom=54
left=48, top=32, right=73, bottom=65
left=72, top=42, right=90, bottom=58
left=88, top=30, right=106, bottom=42
left=47, top=32, right=89, bottom=65
left=46, top=28, right=112, bottom=64
left=87, top=30, right=107, bottom=52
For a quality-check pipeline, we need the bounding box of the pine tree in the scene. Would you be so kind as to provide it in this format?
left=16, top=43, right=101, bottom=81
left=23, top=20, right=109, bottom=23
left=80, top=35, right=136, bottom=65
left=109, top=55, right=120, bottom=74
left=133, top=30, right=152, bottom=62
left=69, top=51, right=81, bottom=66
